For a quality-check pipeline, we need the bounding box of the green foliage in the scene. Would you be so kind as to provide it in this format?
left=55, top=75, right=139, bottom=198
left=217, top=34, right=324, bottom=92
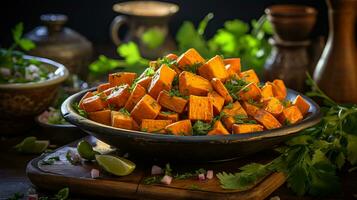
left=217, top=75, right=357, bottom=197
left=192, top=120, right=212, bottom=135
left=141, top=27, right=165, bottom=49
left=11, top=22, right=36, bottom=51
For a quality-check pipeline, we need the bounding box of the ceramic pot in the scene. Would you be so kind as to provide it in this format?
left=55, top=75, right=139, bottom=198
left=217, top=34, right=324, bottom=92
left=110, top=1, right=178, bottom=59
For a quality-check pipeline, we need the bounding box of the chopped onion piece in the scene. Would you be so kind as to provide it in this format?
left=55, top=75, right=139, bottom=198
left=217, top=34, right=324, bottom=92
left=198, top=173, right=205, bottom=181
left=206, top=170, right=214, bottom=179
left=161, top=175, right=173, bottom=185
left=28, top=194, right=38, bottom=200
left=151, top=165, right=163, bottom=175
left=91, top=168, right=100, bottom=179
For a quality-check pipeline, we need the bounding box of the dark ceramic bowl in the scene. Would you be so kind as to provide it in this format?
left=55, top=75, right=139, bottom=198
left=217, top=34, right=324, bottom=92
left=0, top=55, right=69, bottom=135
left=265, top=5, right=317, bottom=41
left=61, top=88, right=321, bottom=162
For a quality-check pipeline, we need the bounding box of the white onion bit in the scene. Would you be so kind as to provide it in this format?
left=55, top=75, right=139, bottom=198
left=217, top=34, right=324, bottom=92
left=206, top=170, right=214, bottom=179
left=151, top=165, right=163, bottom=175
left=161, top=175, right=173, bottom=185
left=28, top=194, right=38, bottom=200
left=198, top=173, right=205, bottom=181
left=91, top=168, right=100, bottom=179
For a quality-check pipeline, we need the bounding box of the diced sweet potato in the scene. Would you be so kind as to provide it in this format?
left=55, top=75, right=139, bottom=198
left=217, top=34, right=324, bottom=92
left=222, top=101, right=247, bottom=131
left=81, top=95, right=106, bottom=112
left=179, top=71, right=212, bottom=96
left=111, top=111, right=136, bottom=130
left=102, top=87, right=115, bottom=96
left=88, top=110, right=111, bottom=126
left=198, top=55, right=229, bottom=81
left=97, top=83, right=111, bottom=93
left=130, top=94, right=161, bottom=123
left=109, top=72, right=137, bottom=87
left=79, top=92, right=94, bottom=110
left=140, top=119, right=172, bottom=133
left=232, top=124, right=264, bottom=134
left=157, top=112, right=179, bottom=122
left=263, top=97, right=284, bottom=116
left=261, top=83, right=274, bottom=99
left=208, top=91, right=225, bottom=114
left=293, top=95, right=310, bottom=115
left=238, top=83, right=262, bottom=101
left=253, top=109, right=282, bottom=130
left=240, top=69, right=260, bottom=84
left=188, top=95, right=213, bottom=122
left=166, top=53, right=178, bottom=60
left=165, top=119, right=192, bottom=136
left=224, top=58, right=241, bottom=76
left=148, top=64, right=177, bottom=99
left=157, top=91, right=188, bottom=113
left=222, top=117, right=236, bottom=132
left=207, top=120, right=229, bottom=135
left=124, top=84, right=146, bottom=112
left=242, top=101, right=260, bottom=117
left=106, top=84, right=131, bottom=109
left=278, top=105, right=303, bottom=125
left=136, top=76, right=152, bottom=90
left=272, top=79, right=287, bottom=100
left=177, top=48, right=205, bottom=70
left=211, top=78, right=233, bottom=104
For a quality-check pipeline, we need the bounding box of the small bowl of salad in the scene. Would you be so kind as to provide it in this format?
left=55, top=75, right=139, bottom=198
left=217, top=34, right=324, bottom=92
left=0, top=50, right=69, bottom=134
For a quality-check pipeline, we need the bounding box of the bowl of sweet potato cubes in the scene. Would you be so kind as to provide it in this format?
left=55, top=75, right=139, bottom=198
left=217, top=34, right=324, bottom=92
left=62, top=48, right=321, bottom=161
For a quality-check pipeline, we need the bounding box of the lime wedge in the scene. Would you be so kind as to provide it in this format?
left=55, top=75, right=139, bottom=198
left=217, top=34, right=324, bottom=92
left=29, top=140, right=50, bottom=153
left=14, top=136, right=36, bottom=149
left=95, top=155, right=136, bottom=176
left=77, top=140, right=97, bottom=160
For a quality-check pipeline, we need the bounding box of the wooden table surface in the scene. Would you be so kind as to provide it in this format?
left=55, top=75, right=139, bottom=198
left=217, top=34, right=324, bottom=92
left=0, top=133, right=356, bottom=200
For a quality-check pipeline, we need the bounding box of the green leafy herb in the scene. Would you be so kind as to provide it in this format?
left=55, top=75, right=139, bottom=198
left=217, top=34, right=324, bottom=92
left=224, top=78, right=248, bottom=100
left=233, top=114, right=257, bottom=124
left=11, top=22, right=35, bottom=51
left=192, top=121, right=212, bottom=135
left=7, top=192, right=23, bottom=200
left=141, top=27, right=165, bottom=49
left=169, top=89, right=188, bottom=99
left=119, top=108, right=130, bottom=116
left=185, top=62, right=202, bottom=74
left=247, top=99, right=263, bottom=108
left=143, top=176, right=162, bottom=185
left=187, top=184, right=201, bottom=190
left=40, top=156, right=60, bottom=165
left=73, top=103, right=88, bottom=118
left=54, top=187, right=69, bottom=200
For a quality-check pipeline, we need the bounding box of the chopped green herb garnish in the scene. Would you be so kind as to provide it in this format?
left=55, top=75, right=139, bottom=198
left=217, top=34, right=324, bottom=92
left=233, top=114, right=257, bottom=124
left=224, top=103, right=234, bottom=109
left=247, top=98, right=263, bottom=108
left=119, top=108, right=130, bottom=116
left=73, top=103, right=88, bottom=118
left=168, top=89, right=188, bottom=99
left=224, top=78, right=248, bottom=100
left=192, top=120, right=212, bottom=135
left=185, top=62, right=202, bottom=74
left=40, top=156, right=60, bottom=165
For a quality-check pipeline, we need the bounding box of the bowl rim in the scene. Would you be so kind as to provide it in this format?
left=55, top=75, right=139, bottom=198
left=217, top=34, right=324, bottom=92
left=35, top=111, right=77, bottom=129
left=61, top=87, right=322, bottom=143
left=0, top=55, right=69, bottom=89
left=113, top=1, right=179, bottom=17
left=265, top=4, right=318, bottom=17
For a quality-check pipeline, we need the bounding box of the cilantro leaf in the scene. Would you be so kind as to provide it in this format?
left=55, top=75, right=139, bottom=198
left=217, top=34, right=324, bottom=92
left=141, top=27, right=165, bottom=49
left=192, top=120, right=212, bottom=135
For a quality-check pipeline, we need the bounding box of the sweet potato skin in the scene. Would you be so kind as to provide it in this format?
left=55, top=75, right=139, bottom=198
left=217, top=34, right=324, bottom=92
left=88, top=109, right=111, bottom=126
left=81, top=95, right=106, bottom=112
left=207, top=120, right=229, bottom=135
left=211, top=78, right=233, bottom=104
left=97, top=83, right=111, bottom=93
left=263, top=97, right=284, bottom=116
left=293, top=95, right=310, bottom=115
left=278, top=105, right=303, bottom=125
left=79, top=92, right=94, bottom=110
left=177, top=48, right=205, bottom=70
left=198, top=55, right=229, bottom=81
left=109, top=72, right=136, bottom=87
left=136, top=76, right=152, bottom=90
left=111, top=111, right=136, bottom=130
left=232, top=124, right=264, bottom=134
left=224, top=58, right=241, bottom=75
left=208, top=91, right=225, bottom=114
left=165, top=119, right=192, bottom=136
left=157, top=112, right=179, bottom=122
left=188, top=95, right=213, bottom=122
left=253, top=109, right=282, bottom=130
left=106, top=84, right=131, bottom=109
left=241, top=101, right=260, bottom=117
left=140, top=119, right=172, bottom=133
left=179, top=71, right=212, bottom=96
left=130, top=94, right=161, bottom=123
left=148, top=64, right=177, bottom=99
left=239, top=69, right=260, bottom=84
left=124, top=84, right=146, bottom=112
left=238, top=83, right=262, bottom=101
left=157, top=91, right=188, bottom=113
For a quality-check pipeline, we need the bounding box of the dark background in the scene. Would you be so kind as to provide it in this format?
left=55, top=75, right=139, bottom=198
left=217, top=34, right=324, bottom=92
left=0, top=0, right=328, bottom=54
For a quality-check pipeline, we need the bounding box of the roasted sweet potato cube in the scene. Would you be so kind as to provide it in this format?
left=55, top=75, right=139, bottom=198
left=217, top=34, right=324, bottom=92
left=130, top=94, right=161, bottom=123
left=165, top=119, right=192, bottom=136
left=253, top=109, right=282, bottom=130
left=179, top=71, right=212, bottom=96
left=88, top=109, right=111, bottom=126
left=79, top=92, right=94, bottom=110
left=278, top=105, right=303, bottom=125
left=272, top=79, right=287, bottom=100
left=188, top=95, right=213, bottom=122
left=102, top=87, right=115, bottom=96
left=224, top=58, right=241, bottom=75
left=211, top=78, right=233, bottom=104
left=208, top=91, right=225, bottom=114
left=293, top=95, right=310, bottom=115
left=81, top=95, right=106, bottom=112
left=106, top=84, right=131, bottom=109
left=261, top=83, right=274, bottom=99
left=97, top=83, right=111, bottom=93
left=263, top=97, right=284, bottom=116
left=108, top=72, right=136, bottom=87
left=222, top=117, right=236, bottom=132
left=157, top=112, right=179, bottom=122
left=124, top=84, right=146, bottom=112
left=207, top=120, right=229, bottom=135
left=177, top=48, right=205, bottom=70
left=198, top=55, right=229, bottom=81
left=148, top=64, right=177, bottom=99
left=136, top=76, right=152, bottom=90
left=140, top=119, right=172, bottom=133
left=157, top=91, right=188, bottom=113
left=232, top=124, right=264, bottom=134
left=111, top=111, right=136, bottom=130
left=240, top=69, right=260, bottom=84
left=221, top=101, right=247, bottom=131
left=238, top=83, right=262, bottom=101
left=242, top=101, right=261, bottom=117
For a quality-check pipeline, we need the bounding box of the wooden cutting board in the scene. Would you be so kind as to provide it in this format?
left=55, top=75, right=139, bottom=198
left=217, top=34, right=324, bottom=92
left=26, top=136, right=286, bottom=200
